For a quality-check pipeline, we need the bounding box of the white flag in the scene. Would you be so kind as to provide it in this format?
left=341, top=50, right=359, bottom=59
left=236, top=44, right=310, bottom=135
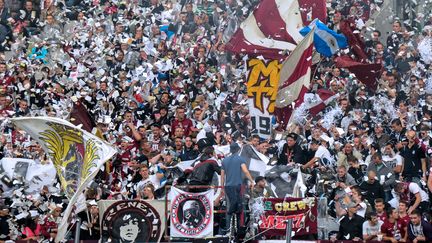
left=11, top=117, right=116, bottom=242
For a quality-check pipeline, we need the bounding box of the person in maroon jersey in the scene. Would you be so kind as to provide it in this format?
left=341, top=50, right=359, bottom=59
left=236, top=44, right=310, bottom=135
left=381, top=207, right=408, bottom=242
left=171, top=106, right=193, bottom=137
left=375, top=198, right=387, bottom=222
left=398, top=201, right=410, bottom=226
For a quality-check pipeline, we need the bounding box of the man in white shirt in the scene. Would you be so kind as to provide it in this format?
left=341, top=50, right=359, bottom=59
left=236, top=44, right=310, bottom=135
left=303, top=138, right=334, bottom=169
left=134, top=165, right=155, bottom=198
left=382, top=143, right=403, bottom=175
left=363, top=212, right=384, bottom=241
left=391, top=182, right=429, bottom=215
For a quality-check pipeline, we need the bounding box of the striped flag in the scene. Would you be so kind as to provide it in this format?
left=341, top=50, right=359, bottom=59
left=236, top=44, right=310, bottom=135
left=308, top=89, right=339, bottom=115
left=226, top=0, right=304, bottom=60
left=274, top=27, right=315, bottom=127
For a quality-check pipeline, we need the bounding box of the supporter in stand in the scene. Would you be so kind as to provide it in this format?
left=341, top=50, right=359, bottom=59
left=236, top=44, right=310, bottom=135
left=337, top=202, right=364, bottom=240
left=0, top=0, right=431, bottom=241
left=251, top=176, right=275, bottom=198
left=393, top=182, right=430, bottom=215
left=407, top=209, right=432, bottom=242
left=381, top=207, right=408, bottom=242
left=367, top=153, right=396, bottom=201
left=375, top=198, right=388, bottom=222
left=362, top=212, right=384, bottom=241
left=277, top=132, right=306, bottom=165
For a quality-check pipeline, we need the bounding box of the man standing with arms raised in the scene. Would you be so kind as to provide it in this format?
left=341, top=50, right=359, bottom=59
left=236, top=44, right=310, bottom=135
left=220, top=142, right=254, bottom=236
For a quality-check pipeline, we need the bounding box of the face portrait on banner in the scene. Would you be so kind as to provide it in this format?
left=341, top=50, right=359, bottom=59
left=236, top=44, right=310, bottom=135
left=181, top=200, right=205, bottom=229
left=170, top=187, right=214, bottom=238
left=102, top=200, right=162, bottom=243
left=112, top=213, right=148, bottom=243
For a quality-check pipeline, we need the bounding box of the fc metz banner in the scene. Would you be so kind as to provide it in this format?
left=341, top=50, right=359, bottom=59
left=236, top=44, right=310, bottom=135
left=170, top=187, right=214, bottom=238
left=259, top=197, right=318, bottom=237
left=247, top=59, right=281, bottom=139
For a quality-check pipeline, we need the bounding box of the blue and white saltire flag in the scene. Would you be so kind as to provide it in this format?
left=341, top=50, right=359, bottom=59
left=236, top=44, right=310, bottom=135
left=300, top=19, right=348, bottom=57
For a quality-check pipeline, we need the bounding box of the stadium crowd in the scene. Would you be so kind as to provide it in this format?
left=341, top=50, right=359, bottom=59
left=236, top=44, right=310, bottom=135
left=1, top=0, right=432, bottom=241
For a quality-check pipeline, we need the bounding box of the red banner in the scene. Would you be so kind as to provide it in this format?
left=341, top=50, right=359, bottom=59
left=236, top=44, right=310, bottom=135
left=259, top=197, right=318, bottom=237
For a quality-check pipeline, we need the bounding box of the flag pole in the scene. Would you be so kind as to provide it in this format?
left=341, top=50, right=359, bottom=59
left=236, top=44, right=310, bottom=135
left=74, top=218, right=81, bottom=243
left=311, top=54, right=324, bottom=86
left=86, top=208, right=92, bottom=236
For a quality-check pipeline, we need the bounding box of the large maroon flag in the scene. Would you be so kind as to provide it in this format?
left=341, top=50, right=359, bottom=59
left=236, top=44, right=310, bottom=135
left=226, top=0, right=326, bottom=60
left=299, top=0, right=327, bottom=25
left=339, top=20, right=368, bottom=63
left=335, top=56, right=381, bottom=91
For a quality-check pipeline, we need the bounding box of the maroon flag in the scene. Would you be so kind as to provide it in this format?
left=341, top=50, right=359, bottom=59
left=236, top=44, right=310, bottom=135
left=273, top=28, right=315, bottom=127
left=69, top=101, right=96, bottom=133
left=227, top=0, right=327, bottom=60
left=339, top=20, right=368, bottom=62
left=308, top=89, right=339, bottom=115
left=299, top=0, right=327, bottom=25
left=335, top=55, right=381, bottom=91
left=226, top=0, right=304, bottom=60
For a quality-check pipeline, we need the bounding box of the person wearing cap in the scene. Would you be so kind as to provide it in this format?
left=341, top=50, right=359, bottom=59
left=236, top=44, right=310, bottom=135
left=277, top=132, right=306, bottom=166
left=220, top=142, right=254, bottom=235
left=251, top=176, right=275, bottom=198
left=337, top=201, right=364, bottom=240
left=40, top=204, right=62, bottom=240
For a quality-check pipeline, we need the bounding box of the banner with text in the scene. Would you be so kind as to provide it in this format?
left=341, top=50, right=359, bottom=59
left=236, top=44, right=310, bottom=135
left=259, top=197, right=318, bottom=237
left=100, top=200, right=164, bottom=243
left=246, top=59, right=281, bottom=139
